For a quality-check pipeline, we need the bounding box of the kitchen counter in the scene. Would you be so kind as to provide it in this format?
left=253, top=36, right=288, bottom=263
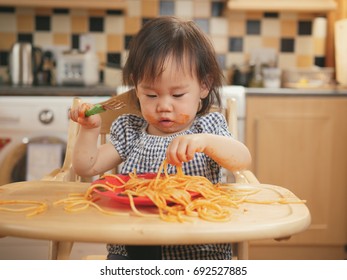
left=246, top=87, right=347, bottom=96
left=0, top=84, right=117, bottom=96
left=2, top=84, right=347, bottom=97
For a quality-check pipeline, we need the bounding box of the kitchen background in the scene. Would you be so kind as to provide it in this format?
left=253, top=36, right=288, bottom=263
left=0, top=0, right=337, bottom=87
left=0, top=0, right=346, bottom=261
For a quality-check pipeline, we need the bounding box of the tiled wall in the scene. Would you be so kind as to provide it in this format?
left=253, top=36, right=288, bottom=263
left=0, top=0, right=325, bottom=86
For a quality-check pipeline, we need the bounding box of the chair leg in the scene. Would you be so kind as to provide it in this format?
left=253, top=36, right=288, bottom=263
left=49, top=241, right=74, bottom=260
left=237, top=241, right=249, bottom=260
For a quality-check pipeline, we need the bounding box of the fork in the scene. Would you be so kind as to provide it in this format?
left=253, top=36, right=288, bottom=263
left=85, top=96, right=125, bottom=117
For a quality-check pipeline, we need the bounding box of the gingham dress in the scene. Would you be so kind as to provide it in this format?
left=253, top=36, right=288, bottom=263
left=107, top=112, right=233, bottom=260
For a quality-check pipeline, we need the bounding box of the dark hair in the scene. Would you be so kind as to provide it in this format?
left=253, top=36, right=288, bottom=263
left=123, top=16, right=223, bottom=115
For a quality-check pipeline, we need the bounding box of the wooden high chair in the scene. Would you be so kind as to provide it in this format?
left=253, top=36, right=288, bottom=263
left=43, top=89, right=259, bottom=260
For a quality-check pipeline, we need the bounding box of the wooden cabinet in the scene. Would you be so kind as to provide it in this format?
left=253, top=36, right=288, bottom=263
left=246, top=95, right=347, bottom=259
left=0, top=0, right=126, bottom=10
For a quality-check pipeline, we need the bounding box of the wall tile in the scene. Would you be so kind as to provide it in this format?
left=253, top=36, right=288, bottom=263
left=0, top=33, right=16, bottom=50
left=246, top=20, right=261, bottom=35
left=228, top=37, right=243, bottom=52
left=71, top=16, right=88, bottom=33
left=296, top=54, right=312, bottom=67
left=0, top=7, right=15, bottom=13
left=278, top=53, right=296, bottom=68
left=0, top=51, right=8, bottom=66
left=35, top=16, right=51, bottom=31
left=17, top=15, right=34, bottom=33
left=193, top=0, right=210, bottom=18
left=175, top=0, right=193, bottom=18
left=89, top=17, right=104, bottom=32
left=0, top=1, right=326, bottom=85
left=107, top=34, right=123, bottom=52
left=124, top=17, right=141, bottom=34
left=70, top=9, right=88, bottom=16
left=211, top=35, right=228, bottom=53
left=281, top=19, right=297, bottom=37
left=52, top=15, right=71, bottom=33
left=53, top=33, right=69, bottom=46
left=296, top=37, right=313, bottom=55
left=210, top=18, right=228, bottom=36
left=262, top=19, right=280, bottom=37
left=107, top=52, right=121, bottom=67
left=35, top=8, right=52, bottom=16
left=127, top=0, right=142, bottom=17
left=211, top=1, right=224, bottom=17
left=243, top=36, right=262, bottom=53
left=33, top=32, right=53, bottom=47
left=53, top=9, right=69, bottom=14
left=142, top=0, right=159, bottom=18
left=262, top=37, right=279, bottom=50
left=71, top=34, right=79, bottom=49
left=17, top=33, right=33, bottom=43
left=0, top=14, right=16, bottom=32
left=160, top=0, right=175, bottom=15
left=88, top=9, right=106, bottom=16
left=228, top=18, right=245, bottom=36
left=105, top=16, right=124, bottom=34
left=280, top=38, right=295, bottom=53
left=298, top=20, right=312, bottom=35
left=226, top=52, right=246, bottom=68
left=93, top=33, right=107, bottom=52
left=314, top=56, right=325, bottom=67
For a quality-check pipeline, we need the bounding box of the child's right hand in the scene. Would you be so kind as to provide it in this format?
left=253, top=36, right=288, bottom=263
left=68, top=102, right=102, bottom=129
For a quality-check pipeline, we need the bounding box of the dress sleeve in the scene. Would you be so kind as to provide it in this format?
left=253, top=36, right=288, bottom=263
left=109, top=114, right=145, bottom=161
left=194, top=112, right=232, bottom=137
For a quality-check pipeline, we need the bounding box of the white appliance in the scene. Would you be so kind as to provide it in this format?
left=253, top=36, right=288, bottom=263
left=335, top=19, right=347, bottom=86
left=0, top=95, right=108, bottom=260
left=56, top=49, right=99, bottom=86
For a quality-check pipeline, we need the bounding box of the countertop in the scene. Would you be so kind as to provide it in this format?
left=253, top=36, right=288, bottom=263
left=1, top=84, right=347, bottom=97
left=246, top=86, right=347, bottom=96
left=0, top=84, right=117, bottom=96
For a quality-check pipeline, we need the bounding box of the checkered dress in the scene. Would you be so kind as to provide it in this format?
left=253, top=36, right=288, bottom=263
left=107, top=112, right=233, bottom=260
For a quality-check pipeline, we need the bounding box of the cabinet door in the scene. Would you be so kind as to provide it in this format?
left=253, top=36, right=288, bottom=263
left=246, top=96, right=347, bottom=245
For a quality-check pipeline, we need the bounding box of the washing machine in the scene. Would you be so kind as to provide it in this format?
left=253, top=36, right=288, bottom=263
left=0, top=95, right=109, bottom=259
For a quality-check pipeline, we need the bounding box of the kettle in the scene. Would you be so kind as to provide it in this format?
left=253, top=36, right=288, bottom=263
left=8, top=42, right=43, bottom=86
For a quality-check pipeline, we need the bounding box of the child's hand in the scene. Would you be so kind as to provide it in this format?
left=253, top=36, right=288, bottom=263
left=69, top=102, right=101, bottom=129
left=166, top=135, right=206, bottom=166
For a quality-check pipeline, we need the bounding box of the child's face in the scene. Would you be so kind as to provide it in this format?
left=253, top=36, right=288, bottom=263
left=136, top=57, right=209, bottom=136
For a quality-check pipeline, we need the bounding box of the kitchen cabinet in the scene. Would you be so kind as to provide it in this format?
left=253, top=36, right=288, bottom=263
left=227, top=0, right=337, bottom=12
left=0, top=0, right=126, bottom=10
left=246, top=95, right=347, bottom=259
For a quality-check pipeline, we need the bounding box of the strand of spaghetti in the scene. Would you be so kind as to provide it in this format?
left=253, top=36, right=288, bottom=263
left=127, top=193, right=158, bottom=218
left=0, top=200, right=48, bottom=217
left=243, top=198, right=306, bottom=204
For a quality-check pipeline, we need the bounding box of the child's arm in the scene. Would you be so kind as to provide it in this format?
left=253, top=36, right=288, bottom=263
left=166, top=134, right=251, bottom=171
left=69, top=103, right=122, bottom=177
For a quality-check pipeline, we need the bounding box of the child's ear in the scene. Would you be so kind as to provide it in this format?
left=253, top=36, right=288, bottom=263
left=200, top=81, right=210, bottom=99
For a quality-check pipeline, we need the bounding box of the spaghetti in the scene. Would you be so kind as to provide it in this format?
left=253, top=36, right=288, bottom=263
left=0, top=200, right=48, bottom=217
left=0, top=160, right=306, bottom=220
left=54, top=160, right=305, bottom=223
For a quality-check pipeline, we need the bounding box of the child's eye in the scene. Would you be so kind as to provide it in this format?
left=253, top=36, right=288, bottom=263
left=145, top=94, right=157, bottom=98
left=173, top=93, right=185, bottom=98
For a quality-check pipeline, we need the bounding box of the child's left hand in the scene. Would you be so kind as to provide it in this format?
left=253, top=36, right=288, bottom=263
left=166, top=135, right=206, bottom=166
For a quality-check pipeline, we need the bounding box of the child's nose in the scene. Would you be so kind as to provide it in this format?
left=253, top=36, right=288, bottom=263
left=157, top=97, right=172, bottom=112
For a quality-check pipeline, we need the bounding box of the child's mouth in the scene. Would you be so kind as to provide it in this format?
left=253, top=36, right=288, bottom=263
left=159, top=119, right=174, bottom=127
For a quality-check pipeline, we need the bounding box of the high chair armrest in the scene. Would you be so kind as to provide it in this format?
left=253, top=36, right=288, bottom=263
left=233, top=170, right=259, bottom=184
